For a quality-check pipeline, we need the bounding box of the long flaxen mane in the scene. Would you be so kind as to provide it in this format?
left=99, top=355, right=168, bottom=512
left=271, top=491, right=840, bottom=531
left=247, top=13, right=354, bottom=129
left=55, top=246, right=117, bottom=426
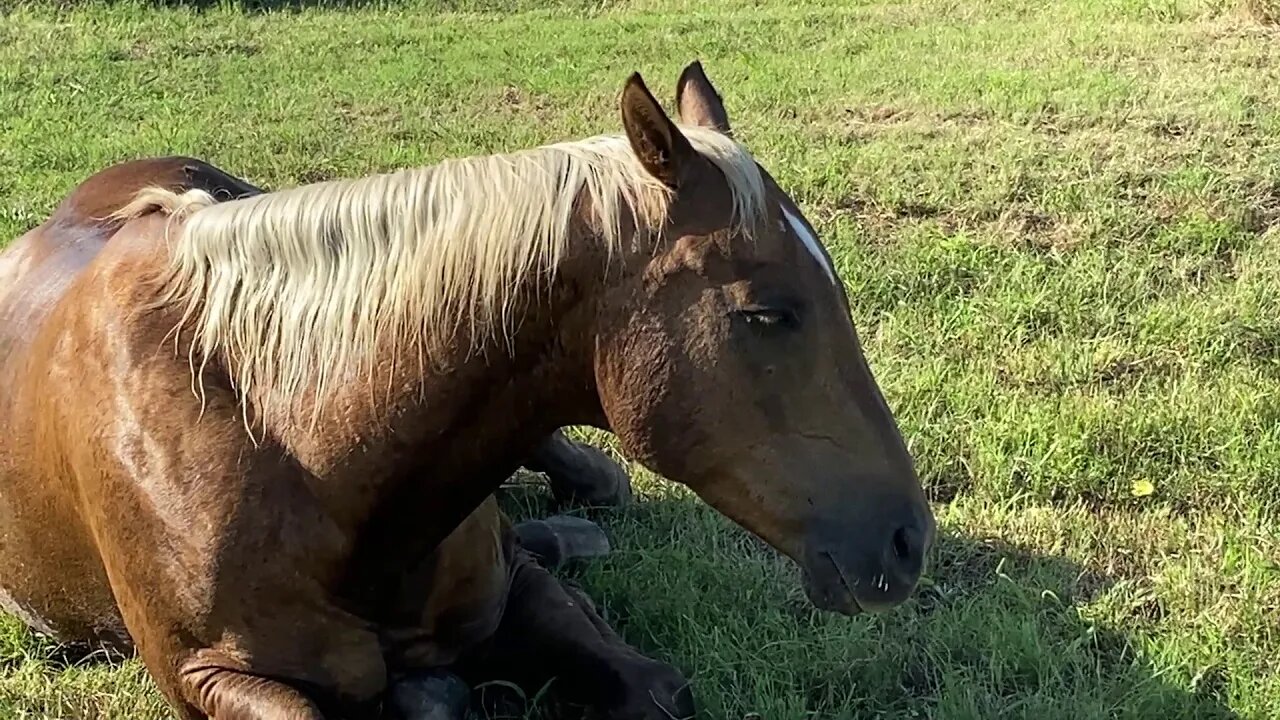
left=116, top=125, right=767, bottom=412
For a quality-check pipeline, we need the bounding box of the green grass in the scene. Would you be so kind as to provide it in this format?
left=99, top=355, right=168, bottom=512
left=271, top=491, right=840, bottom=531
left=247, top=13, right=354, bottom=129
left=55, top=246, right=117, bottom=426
left=2, top=0, right=1279, bottom=717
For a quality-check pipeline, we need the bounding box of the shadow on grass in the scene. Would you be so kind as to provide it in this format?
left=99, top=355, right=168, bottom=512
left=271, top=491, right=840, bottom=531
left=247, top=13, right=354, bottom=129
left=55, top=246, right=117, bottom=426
left=495, top=482, right=1243, bottom=720
left=0, top=477, right=1242, bottom=719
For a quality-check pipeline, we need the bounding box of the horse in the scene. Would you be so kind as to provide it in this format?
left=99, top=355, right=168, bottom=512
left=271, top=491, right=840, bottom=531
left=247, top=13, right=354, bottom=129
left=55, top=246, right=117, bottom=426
left=0, top=62, right=935, bottom=719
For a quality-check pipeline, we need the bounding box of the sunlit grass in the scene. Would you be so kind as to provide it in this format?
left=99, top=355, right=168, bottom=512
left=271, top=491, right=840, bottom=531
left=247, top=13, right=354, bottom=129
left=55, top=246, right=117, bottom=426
left=2, top=0, right=1278, bottom=717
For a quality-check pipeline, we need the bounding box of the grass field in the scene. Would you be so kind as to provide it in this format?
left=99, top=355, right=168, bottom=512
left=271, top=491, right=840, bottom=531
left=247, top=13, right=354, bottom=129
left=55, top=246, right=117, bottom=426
left=2, top=0, right=1280, bottom=717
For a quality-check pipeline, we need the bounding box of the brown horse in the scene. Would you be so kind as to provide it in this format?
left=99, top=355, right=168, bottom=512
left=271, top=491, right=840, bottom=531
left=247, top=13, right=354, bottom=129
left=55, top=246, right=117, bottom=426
left=0, top=63, right=934, bottom=719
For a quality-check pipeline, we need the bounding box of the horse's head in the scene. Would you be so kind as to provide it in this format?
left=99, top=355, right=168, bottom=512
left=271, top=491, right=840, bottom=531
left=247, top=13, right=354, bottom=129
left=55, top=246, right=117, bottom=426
left=594, top=64, right=934, bottom=615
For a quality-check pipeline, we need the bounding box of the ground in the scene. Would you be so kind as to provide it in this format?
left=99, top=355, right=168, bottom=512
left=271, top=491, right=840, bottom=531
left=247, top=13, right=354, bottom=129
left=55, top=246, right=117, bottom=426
left=2, top=0, right=1278, bottom=718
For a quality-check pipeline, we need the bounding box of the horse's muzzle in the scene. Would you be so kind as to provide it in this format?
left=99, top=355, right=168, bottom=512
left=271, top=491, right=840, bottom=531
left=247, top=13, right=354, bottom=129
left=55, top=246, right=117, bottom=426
left=801, top=504, right=935, bottom=615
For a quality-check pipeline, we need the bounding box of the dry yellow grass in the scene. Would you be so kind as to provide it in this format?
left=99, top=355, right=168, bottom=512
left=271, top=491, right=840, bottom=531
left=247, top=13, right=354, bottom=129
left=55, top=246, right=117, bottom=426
left=1244, top=0, right=1280, bottom=23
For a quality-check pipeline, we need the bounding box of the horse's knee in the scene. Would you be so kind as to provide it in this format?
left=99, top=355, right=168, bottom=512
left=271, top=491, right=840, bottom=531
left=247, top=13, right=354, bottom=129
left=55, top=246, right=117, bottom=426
left=179, top=661, right=326, bottom=720
left=178, top=642, right=387, bottom=720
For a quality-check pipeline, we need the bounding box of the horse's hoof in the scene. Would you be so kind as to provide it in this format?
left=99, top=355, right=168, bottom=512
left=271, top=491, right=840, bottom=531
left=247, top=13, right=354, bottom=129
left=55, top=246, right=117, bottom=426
left=513, top=515, right=611, bottom=569
left=387, top=671, right=470, bottom=720
left=549, top=441, right=633, bottom=508
left=528, top=432, right=633, bottom=508
left=590, top=659, right=696, bottom=720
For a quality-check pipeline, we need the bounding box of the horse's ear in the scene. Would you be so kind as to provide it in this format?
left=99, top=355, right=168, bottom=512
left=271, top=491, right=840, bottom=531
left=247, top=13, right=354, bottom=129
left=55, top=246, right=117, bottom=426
left=676, top=61, right=731, bottom=134
left=621, top=72, right=695, bottom=188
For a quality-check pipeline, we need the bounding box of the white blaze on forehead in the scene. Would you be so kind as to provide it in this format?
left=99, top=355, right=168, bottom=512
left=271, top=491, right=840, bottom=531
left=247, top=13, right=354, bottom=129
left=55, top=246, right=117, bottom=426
left=780, top=205, right=838, bottom=286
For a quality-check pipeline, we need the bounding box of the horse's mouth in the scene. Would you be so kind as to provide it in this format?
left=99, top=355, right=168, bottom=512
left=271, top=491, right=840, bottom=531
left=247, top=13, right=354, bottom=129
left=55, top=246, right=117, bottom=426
left=800, top=551, right=864, bottom=616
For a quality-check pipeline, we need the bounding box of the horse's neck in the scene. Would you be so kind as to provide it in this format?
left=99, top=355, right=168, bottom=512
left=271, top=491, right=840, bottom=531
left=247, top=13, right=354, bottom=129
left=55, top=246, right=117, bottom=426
left=261, top=267, right=608, bottom=537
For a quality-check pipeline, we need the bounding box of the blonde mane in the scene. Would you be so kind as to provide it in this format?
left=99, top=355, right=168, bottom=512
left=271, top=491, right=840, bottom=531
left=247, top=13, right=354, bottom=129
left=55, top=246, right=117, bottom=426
left=120, top=125, right=766, bottom=412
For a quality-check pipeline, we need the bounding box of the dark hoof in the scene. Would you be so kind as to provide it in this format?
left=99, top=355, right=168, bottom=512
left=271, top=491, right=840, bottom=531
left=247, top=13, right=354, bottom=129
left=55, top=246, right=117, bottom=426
left=593, top=659, right=696, bottom=720
left=513, top=515, right=611, bottom=569
left=633, top=664, right=695, bottom=720
left=527, top=431, right=633, bottom=508
left=387, top=671, right=470, bottom=720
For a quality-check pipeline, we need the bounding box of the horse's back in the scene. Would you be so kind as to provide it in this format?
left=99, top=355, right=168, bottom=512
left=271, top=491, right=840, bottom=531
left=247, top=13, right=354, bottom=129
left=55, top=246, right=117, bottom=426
left=0, top=157, right=261, bottom=648
left=0, top=157, right=261, bottom=361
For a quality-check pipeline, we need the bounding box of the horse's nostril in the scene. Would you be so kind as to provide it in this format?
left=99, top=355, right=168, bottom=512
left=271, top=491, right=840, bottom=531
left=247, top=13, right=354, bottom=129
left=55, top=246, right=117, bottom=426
left=891, top=526, right=913, bottom=563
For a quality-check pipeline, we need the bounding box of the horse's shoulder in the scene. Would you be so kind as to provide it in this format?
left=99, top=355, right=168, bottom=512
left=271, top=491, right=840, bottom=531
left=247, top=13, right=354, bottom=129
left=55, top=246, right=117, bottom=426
left=85, top=216, right=179, bottom=323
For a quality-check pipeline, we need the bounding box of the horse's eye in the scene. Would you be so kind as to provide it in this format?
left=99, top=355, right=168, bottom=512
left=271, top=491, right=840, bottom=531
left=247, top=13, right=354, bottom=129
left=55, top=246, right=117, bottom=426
left=738, top=305, right=801, bottom=331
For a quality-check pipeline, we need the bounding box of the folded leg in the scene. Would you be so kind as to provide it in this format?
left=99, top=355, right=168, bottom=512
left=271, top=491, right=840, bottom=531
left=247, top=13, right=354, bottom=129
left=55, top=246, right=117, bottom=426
left=459, top=547, right=694, bottom=720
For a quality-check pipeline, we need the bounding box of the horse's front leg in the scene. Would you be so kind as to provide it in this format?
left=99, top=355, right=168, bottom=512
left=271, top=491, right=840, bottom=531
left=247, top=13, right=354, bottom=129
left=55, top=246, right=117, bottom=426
left=525, top=429, right=633, bottom=508
left=177, top=657, right=330, bottom=720
left=459, top=547, right=695, bottom=720
left=384, top=510, right=629, bottom=720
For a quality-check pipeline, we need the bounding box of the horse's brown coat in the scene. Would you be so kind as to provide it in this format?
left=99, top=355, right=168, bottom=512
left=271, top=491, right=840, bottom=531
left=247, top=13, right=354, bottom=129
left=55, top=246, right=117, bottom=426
left=0, top=66, right=933, bottom=718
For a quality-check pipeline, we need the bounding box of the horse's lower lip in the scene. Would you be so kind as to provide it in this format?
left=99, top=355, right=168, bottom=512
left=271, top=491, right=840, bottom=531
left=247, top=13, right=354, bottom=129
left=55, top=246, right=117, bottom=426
left=803, top=578, right=863, bottom=615
left=823, top=550, right=855, bottom=592
left=802, top=552, right=864, bottom=615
